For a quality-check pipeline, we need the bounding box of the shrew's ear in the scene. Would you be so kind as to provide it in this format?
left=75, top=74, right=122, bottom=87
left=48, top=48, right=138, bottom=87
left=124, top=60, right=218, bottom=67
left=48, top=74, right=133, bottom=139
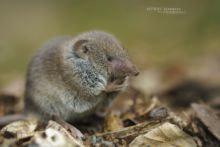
left=73, top=39, right=89, bottom=60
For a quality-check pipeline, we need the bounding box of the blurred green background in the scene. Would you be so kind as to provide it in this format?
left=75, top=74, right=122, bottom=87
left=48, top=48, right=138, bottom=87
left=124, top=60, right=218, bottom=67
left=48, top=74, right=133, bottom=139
left=0, top=0, right=220, bottom=87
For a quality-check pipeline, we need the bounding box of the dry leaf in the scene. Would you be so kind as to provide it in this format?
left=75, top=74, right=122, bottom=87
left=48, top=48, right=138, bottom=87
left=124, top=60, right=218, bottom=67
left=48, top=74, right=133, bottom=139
left=97, top=120, right=163, bottom=142
left=0, top=134, right=17, bottom=147
left=104, top=112, right=123, bottom=132
left=192, top=103, right=220, bottom=141
left=1, top=117, right=38, bottom=140
left=129, top=122, right=197, bottom=147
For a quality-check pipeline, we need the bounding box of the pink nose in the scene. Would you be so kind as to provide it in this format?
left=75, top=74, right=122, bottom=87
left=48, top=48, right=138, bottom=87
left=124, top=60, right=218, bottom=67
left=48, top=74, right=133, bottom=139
left=110, top=58, right=139, bottom=77
left=124, top=60, right=139, bottom=76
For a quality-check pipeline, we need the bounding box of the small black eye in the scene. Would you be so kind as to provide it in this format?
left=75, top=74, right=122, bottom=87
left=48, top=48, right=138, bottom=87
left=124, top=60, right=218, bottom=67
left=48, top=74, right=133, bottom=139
left=107, top=56, right=113, bottom=62
left=82, top=46, right=89, bottom=54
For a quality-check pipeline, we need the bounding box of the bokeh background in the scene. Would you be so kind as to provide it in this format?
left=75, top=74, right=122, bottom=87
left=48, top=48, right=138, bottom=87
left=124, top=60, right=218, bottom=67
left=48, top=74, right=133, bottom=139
left=0, top=0, right=220, bottom=88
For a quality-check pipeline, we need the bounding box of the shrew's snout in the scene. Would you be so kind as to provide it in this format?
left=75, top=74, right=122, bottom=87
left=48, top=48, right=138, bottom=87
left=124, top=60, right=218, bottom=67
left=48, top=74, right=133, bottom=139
left=109, top=58, right=139, bottom=77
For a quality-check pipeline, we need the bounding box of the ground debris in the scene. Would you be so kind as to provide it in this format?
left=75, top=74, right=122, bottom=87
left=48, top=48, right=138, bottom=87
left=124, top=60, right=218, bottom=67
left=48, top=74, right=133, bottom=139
left=46, top=120, right=84, bottom=146
left=1, top=60, right=220, bottom=146
left=91, top=120, right=165, bottom=146
left=104, top=111, right=124, bottom=132
left=1, top=117, right=38, bottom=140
left=129, top=122, right=197, bottom=147
left=191, top=103, right=220, bottom=140
left=0, top=118, right=84, bottom=147
left=0, top=91, right=211, bottom=147
left=0, top=118, right=38, bottom=146
left=28, top=127, right=82, bottom=147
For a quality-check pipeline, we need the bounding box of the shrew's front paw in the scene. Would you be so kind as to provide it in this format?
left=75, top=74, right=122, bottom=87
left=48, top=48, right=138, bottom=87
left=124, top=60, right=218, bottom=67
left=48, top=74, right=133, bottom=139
left=104, top=78, right=127, bottom=93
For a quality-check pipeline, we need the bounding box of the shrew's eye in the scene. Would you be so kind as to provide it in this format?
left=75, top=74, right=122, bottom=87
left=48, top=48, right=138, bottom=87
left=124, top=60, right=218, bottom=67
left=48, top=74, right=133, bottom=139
left=82, top=45, right=89, bottom=54
left=107, top=56, right=113, bottom=62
